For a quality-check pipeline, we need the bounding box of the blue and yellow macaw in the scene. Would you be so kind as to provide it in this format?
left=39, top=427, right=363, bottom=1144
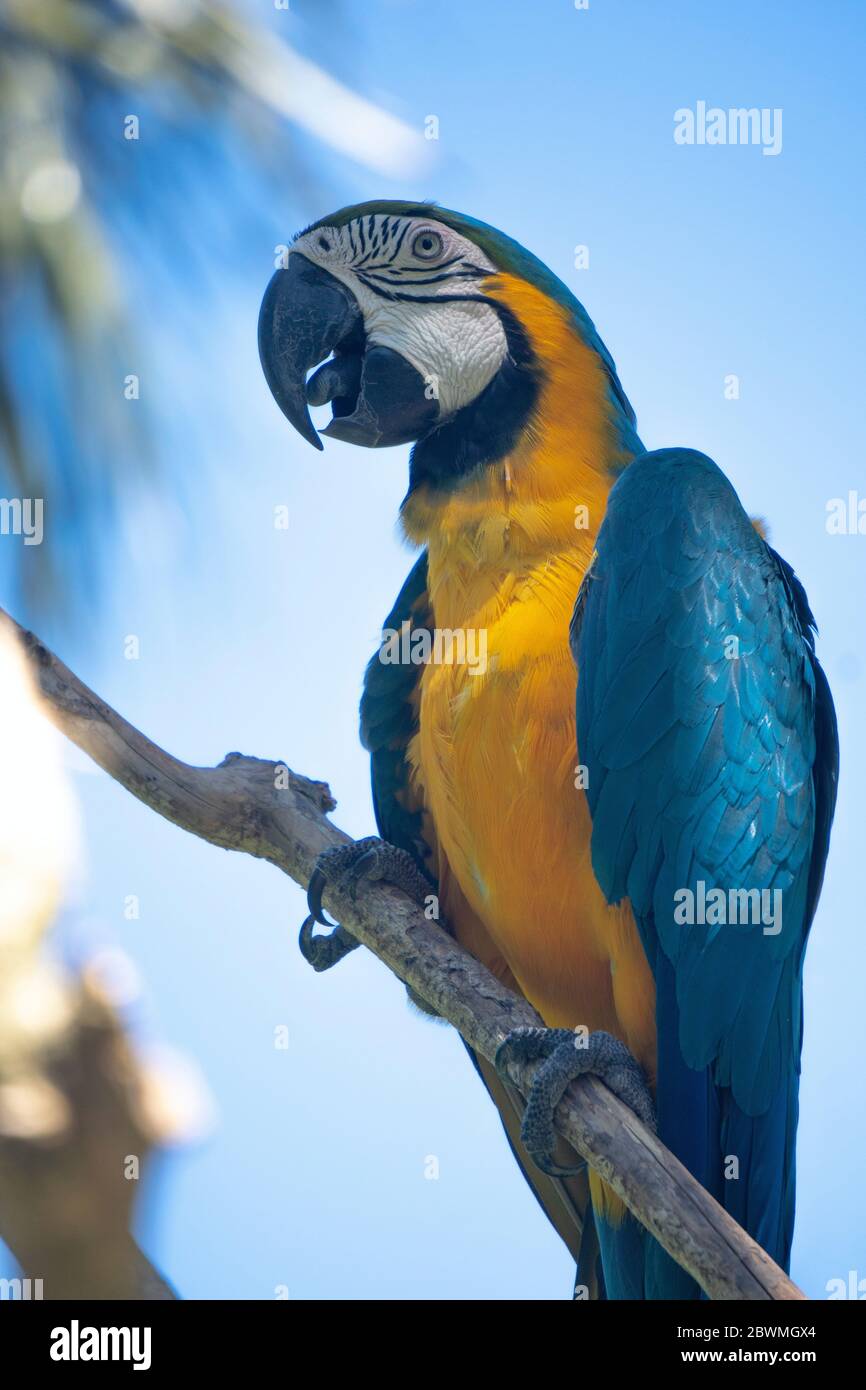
left=258, top=201, right=839, bottom=1299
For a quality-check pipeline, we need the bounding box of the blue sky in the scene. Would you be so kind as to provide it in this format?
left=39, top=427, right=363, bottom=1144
left=4, top=0, right=865, bottom=1298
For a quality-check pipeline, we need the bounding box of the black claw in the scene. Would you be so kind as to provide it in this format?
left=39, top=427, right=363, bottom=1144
left=307, top=867, right=338, bottom=927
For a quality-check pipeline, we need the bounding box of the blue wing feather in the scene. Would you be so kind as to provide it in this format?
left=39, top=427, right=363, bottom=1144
left=572, top=448, right=838, bottom=1296
left=360, top=553, right=431, bottom=865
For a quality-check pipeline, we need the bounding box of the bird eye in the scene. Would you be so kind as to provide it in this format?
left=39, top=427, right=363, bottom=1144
left=318, top=235, right=331, bottom=252
left=411, top=229, right=443, bottom=261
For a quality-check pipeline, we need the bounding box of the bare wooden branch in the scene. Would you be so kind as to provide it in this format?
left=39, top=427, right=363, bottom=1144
left=2, top=607, right=806, bottom=1302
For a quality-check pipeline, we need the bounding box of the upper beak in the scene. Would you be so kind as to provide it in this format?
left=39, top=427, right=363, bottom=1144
left=258, top=253, right=361, bottom=451
left=258, top=252, right=440, bottom=450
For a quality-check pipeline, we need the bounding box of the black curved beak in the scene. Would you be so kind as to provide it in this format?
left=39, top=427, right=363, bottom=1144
left=258, top=254, right=358, bottom=450
left=258, top=253, right=440, bottom=450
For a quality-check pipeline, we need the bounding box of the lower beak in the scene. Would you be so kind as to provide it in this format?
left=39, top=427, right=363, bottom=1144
left=258, top=253, right=439, bottom=450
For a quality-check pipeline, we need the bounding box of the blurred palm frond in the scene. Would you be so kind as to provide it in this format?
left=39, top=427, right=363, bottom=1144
left=0, top=0, right=423, bottom=617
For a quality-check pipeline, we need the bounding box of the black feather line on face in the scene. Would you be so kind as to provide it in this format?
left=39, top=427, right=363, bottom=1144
left=393, top=253, right=465, bottom=274
left=386, top=222, right=411, bottom=262
left=357, top=268, right=490, bottom=291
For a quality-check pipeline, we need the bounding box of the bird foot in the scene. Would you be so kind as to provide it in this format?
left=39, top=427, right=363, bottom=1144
left=300, top=836, right=432, bottom=972
left=494, top=1026, right=656, bottom=1176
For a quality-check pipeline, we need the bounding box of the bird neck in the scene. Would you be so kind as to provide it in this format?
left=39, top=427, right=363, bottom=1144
left=400, top=273, right=641, bottom=627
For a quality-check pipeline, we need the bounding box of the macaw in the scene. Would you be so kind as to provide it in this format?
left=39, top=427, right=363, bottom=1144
left=257, top=201, right=839, bottom=1299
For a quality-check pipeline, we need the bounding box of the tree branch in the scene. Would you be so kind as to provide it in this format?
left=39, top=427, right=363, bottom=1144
left=2, top=608, right=806, bottom=1302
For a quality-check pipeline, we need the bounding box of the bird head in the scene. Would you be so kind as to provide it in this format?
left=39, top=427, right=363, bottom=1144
left=258, top=200, right=640, bottom=501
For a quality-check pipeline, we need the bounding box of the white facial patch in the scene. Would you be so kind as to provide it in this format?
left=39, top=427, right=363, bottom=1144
left=291, top=214, right=508, bottom=418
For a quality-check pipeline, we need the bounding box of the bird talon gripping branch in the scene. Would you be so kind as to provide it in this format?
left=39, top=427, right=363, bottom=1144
left=495, top=1026, right=656, bottom=1177
left=300, top=836, right=434, bottom=973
